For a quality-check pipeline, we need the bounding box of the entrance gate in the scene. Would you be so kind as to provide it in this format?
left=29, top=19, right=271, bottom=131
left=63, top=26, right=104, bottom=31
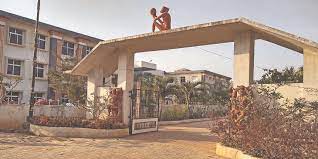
left=129, top=86, right=159, bottom=135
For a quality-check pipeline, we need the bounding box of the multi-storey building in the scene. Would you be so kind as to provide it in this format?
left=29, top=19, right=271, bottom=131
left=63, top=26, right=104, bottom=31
left=166, top=68, right=231, bottom=86
left=134, top=61, right=165, bottom=77
left=0, top=10, right=101, bottom=104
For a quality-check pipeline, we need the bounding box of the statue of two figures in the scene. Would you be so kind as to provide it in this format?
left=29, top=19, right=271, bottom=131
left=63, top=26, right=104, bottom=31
left=150, top=6, right=171, bottom=32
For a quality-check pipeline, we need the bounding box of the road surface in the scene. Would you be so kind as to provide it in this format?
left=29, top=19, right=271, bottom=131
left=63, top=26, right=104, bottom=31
left=0, top=121, right=222, bottom=159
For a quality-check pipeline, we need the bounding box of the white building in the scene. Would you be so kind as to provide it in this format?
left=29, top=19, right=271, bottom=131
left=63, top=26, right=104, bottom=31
left=134, top=61, right=165, bottom=77
left=166, top=68, right=231, bottom=86
left=0, top=10, right=101, bottom=104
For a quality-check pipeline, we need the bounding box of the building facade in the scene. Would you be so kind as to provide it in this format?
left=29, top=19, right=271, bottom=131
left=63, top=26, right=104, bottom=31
left=134, top=61, right=165, bottom=77
left=166, top=68, right=231, bottom=86
left=0, top=10, right=101, bottom=104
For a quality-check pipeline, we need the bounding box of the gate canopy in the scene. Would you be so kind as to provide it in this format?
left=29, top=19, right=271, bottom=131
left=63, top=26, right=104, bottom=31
left=70, top=17, right=318, bottom=76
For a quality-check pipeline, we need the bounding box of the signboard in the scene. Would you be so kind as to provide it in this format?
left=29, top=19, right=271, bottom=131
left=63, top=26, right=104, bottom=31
left=131, top=118, right=158, bottom=134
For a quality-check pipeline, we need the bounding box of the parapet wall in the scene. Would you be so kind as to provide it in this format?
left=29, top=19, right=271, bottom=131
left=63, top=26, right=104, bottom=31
left=256, top=83, right=317, bottom=101
left=30, top=124, right=129, bottom=138
left=0, top=105, right=86, bottom=130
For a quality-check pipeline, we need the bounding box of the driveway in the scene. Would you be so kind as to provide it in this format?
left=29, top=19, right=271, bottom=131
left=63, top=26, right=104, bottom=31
left=0, top=121, right=222, bottom=159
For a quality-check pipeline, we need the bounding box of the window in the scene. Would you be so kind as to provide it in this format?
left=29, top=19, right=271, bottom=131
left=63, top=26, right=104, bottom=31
left=82, top=46, right=93, bottom=58
left=180, top=76, right=186, bottom=83
left=37, top=34, right=46, bottom=49
left=7, top=59, right=22, bottom=76
left=34, top=63, right=44, bottom=78
left=34, top=92, right=44, bottom=102
left=61, top=94, right=69, bottom=103
left=9, top=27, right=23, bottom=45
left=6, top=91, right=20, bottom=104
left=62, top=41, right=75, bottom=56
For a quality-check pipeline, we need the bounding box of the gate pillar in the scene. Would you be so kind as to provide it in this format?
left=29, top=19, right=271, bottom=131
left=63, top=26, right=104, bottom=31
left=233, top=31, right=255, bottom=87
left=117, top=49, right=134, bottom=125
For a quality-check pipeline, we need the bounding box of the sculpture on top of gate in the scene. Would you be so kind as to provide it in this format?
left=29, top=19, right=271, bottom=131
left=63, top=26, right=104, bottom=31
left=150, top=6, right=171, bottom=32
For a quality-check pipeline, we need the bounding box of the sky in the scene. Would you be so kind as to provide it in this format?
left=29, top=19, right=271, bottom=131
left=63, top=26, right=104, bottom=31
left=1, top=0, right=317, bottom=79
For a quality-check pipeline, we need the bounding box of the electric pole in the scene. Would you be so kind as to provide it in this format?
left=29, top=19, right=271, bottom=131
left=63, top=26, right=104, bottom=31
left=28, top=0, right=41, bottom=119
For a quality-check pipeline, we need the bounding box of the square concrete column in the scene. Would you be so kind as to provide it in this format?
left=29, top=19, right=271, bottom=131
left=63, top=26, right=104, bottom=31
left=117, top=50, right=134, bottom=125
left=87, top=67, right=104, bottom=102
left=304, top=48, right=318, bottom=89
left=233, top=31, right=255, bottom=87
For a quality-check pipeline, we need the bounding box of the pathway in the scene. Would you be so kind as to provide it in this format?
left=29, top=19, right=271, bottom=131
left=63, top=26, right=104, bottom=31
left=0, top=121, right=222, bottom=159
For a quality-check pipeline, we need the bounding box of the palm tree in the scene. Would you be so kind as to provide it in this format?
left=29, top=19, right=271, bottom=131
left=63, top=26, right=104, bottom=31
left=176, top=81, right=202, bottom=118
left=154, top=76, right=177, bottom=120
left=134, top=74, right=178, bottom=119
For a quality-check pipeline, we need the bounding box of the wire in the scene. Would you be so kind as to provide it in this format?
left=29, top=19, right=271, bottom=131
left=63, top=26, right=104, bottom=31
left=195, top=46, right=267, bottom=71
left=193, top=47, right=318, bottom=90
left=195, top=47, right=232, bottom=60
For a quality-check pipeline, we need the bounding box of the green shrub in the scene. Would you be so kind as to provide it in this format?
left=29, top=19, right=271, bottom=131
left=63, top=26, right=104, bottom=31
left=212, top=86, right=318, bottom=158
left=160, top=106, right=188, bottom=121
left=30, top=116, right=126, bottom=129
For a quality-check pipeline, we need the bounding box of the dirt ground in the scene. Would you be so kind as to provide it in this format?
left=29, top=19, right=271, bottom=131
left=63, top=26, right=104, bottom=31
left=0, top=121, right=223, bottom=159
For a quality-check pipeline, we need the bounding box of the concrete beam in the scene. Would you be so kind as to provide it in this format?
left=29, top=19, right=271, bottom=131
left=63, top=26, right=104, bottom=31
left=304, top=48, right=318, bottom=89
left=71, top=18, right=318, bottom=76
left=233, top=31, right=255, bottom=87
left=117, top=49, right=134, bottom=125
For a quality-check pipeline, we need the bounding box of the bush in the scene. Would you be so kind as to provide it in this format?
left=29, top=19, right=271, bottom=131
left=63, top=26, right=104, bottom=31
left=211, top=86, right=318, bottom=158
left=30, top=116, right=126, bottom=129
left=161, top=105, right=227, bottom=121
left=191, top=105, right=227, bottom=119
left=190, top=106, right=207, bottom=119
left=160, top=106, right=188, bottom=121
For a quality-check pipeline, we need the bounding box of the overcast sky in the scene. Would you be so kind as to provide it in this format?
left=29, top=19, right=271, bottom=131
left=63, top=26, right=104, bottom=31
left=1, top=0, right=317, bottom=79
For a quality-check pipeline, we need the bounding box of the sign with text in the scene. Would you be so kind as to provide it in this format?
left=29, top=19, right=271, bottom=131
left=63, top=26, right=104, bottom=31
left=132, top=118, right=158, bottom=134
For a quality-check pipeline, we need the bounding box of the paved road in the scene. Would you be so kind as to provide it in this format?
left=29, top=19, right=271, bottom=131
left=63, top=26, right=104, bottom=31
left=0, top=121, right=222, bottom=159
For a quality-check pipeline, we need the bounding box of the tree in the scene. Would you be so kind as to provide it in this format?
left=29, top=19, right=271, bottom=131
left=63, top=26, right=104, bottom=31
left=0, top=74, right=22, bottom=104
left=196, top=81, right=230, bottom=106
left=79, top=94, right=110, bottom=120
left=258, top=66, right=303, bottom=84
left=134, top=74, right=231, bottom=119
left=134, top=74, right=178, bottom=118
left=48, top=57, right=86, bottom=103
left=175, top=81, right=202, bottom=118
left=153, top=76, right=177, bottom=120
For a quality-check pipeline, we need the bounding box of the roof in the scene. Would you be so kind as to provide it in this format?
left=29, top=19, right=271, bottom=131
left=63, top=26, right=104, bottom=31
left=0, top=10, right=102, bottom=42
left=174, top=68, right=191, bottom=72
left=166, top=70, right=231, bottom=80
left=71, top=17, right=318, bottom=76
left=134, top=67, right=156, bottom=72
